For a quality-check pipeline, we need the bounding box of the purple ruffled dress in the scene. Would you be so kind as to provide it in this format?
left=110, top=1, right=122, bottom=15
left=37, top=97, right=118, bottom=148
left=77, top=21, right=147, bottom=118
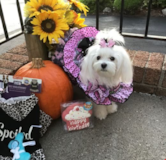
left=52, top=26, right=133, bottom=105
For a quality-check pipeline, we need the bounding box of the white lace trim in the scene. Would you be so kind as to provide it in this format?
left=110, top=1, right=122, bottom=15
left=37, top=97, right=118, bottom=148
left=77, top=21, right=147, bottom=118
left=0, top=94, right=38, bottom=105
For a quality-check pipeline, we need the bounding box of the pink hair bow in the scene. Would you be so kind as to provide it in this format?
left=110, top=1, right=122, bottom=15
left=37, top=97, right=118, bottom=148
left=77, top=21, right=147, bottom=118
left=99, top=39, right=115, bottom=48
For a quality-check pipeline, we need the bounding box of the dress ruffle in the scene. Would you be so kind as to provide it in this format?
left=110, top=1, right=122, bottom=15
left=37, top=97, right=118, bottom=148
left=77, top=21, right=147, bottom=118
left=63, top=26, right=99, bottom=78
left=77, top=78, right=133, bottom=105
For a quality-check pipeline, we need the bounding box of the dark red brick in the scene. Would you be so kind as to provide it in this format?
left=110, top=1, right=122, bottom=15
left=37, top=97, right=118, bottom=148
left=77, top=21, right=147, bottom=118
left=0, top=59, right=22, bottom=70
left=133, top=51, right=150, bottom=68
left=144, top=53, right=164, bottom=86
left=147, top=53, right=164, bottom=70
left=156, top=88, right=166, bottom=96
left=144, top=69, right=161, bottom=86
left=127, top=50, right=136, bottom=61
left=0, top=68, right=13, bottom=75
left=133, top=51, right=150, bottom=83
left=133, top=67, right=144, bottom=83
left=0, top=53, right=29, bottom=64
left=8, top=46, right=28, bottom=55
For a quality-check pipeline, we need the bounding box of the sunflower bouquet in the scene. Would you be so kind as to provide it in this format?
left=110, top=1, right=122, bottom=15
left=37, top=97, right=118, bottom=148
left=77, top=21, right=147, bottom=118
left=24, top=0, right=89, bottom=46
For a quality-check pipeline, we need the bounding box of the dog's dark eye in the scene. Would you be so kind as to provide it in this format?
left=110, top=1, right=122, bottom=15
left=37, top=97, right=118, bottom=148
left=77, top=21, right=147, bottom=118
left=97, top=56, right=101, bottom=60
left=110, top=57, right=115, bottom=61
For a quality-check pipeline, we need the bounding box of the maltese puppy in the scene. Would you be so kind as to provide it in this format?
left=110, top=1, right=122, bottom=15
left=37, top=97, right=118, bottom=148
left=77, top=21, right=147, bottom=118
left=79, top=29, right=133, bottom=120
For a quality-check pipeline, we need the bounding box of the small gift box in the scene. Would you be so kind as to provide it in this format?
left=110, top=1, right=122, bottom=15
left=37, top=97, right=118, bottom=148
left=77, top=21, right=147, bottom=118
left=61, top=101, right=94, bottom=131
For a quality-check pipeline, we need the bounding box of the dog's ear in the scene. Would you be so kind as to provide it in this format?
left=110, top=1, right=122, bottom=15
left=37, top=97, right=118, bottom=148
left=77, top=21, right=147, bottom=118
left=80, top=45, right=99, bottom=85
left=120, top=50, right=133, bottom=83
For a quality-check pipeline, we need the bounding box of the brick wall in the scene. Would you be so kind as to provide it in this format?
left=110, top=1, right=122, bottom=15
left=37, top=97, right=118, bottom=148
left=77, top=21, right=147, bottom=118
left=0, top=43, right=166, bottom=96
left=128, top=50, right=166, bottom=96
left=0, top=43, right=29, bottom=75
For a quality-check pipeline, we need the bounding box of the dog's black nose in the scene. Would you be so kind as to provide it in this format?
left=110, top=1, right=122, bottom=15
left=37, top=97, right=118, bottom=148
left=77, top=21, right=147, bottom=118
left=101, top=63, right=107, bottom=69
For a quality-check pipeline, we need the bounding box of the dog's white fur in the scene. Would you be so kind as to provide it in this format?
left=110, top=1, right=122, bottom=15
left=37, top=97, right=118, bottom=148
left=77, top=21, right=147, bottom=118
left=80, top=29, right=133, bottom=120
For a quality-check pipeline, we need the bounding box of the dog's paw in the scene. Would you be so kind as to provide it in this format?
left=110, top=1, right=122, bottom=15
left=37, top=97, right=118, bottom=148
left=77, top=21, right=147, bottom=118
left=94, top=106, right=108, bottom=120
left=95, top=111, right=108, bottom=120
left=107, top=103, right=118, bottom=114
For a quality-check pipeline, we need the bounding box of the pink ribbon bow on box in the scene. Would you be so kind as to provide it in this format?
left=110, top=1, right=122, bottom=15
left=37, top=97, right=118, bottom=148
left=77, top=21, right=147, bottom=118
left=100, top=39, right=115, bottom=48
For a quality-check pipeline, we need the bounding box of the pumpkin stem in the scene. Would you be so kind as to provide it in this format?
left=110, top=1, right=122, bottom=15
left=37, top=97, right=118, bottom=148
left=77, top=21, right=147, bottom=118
left=30, top=58, right=45, bottom=69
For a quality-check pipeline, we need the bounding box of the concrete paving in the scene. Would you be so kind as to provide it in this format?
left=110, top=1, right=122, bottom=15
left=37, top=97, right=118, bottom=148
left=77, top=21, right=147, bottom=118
left=41, top=90, right=166, bottom=160
left=84, top=15, right=166, bottom=53
left=1, top=15, right=166, bottom=55
left=0, top=35, right=25, bottom=55
left=85, top=15, right=166, bottom=36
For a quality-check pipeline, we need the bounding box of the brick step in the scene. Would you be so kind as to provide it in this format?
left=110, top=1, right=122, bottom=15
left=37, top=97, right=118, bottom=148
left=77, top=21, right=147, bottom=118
left=128, top=50, right=166, bottom=96
left=0, top=59, right=23, bottom=71
left=0, top=44, right=165, bottom=96
left=0, top=68, right=13, bottom=75
left=0, top=53, right=29, bottom=64
left=8, top=43, right=28, bottom=55
left=0, top=43, right=29, bottom=74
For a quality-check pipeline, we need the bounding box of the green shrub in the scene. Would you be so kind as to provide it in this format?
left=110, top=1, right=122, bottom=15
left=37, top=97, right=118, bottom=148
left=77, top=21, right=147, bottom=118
left=143, top=0, right=166, bottom=8
left=113, top=0, right=143, bottom=14
left=80, top=0, right=114, bottom=14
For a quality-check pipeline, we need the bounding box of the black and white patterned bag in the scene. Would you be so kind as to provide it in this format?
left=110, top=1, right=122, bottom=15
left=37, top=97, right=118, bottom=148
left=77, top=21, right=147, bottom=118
left=0, top=94, right=52, bottom=160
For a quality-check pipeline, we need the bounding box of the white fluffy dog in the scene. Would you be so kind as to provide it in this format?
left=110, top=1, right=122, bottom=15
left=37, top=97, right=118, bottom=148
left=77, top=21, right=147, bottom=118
left=80, top=29, right=133, bottom=120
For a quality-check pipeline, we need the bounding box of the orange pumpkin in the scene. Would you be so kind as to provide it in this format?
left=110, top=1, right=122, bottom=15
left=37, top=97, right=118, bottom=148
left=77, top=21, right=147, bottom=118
left=15, top=58, right=73, bottom=119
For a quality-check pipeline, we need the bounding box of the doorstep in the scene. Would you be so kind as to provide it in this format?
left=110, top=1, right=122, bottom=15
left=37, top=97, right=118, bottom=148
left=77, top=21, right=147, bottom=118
left=0, top=43, right=165, bottom=96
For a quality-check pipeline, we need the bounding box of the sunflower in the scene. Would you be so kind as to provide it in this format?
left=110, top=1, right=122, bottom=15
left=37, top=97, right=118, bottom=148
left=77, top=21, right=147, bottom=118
left=24, top=3, right=33, bottom=17
left=31, top=12, right=69, bottom=43
left=65, top=10, right=77, bottom=25
left=73, top=13, right=87, bottom=28
left=24, top=0, right=69, bottom=18
left=68, top=0, right=89, bottom=16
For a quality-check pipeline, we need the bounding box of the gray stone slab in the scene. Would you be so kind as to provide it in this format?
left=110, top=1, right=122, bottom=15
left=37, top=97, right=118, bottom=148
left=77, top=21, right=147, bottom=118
left=84, top=15, right=166, bottom=54
left=41, top=92, right=166, bottom=160
left=1, top=15, right=166, bottom=55
left=0, top=35, right=25, bottom=55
